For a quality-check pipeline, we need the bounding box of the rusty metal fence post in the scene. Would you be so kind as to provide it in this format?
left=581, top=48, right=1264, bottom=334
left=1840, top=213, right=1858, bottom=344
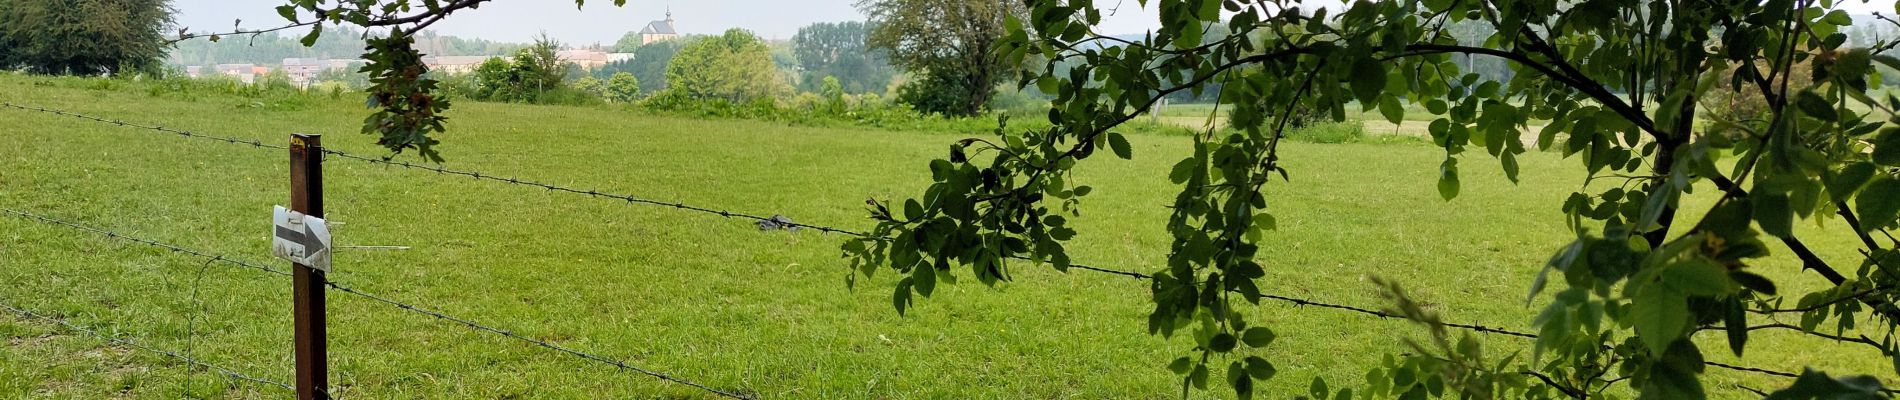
left=288, top=134, right=328, bottom=399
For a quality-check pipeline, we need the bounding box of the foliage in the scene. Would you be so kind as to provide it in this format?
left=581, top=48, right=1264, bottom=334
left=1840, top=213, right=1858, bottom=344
left=857, top=0, right=1027, bottom=116
left=573, top=75, right=606, bottom=98
left=314, top=64, right=369, bottom=89
left=592, top=37, right=687, bottom=96
left=465, top=35, right=575, bottom=104
left=168, top=26, right=521, bottom=67
left=605, top=71, right=639, bottom=103
left=844, top=0, right=1900, bottom=399
left=1700, top=62, right=1814, bottom=133
left=662, top=28, right=786, bottom=104
left=612, top=31, right=643, bottom=53
left=0, top=0, right=174, bottom=75
left=791, top=21, right=896, bottom=94
left=358, top=32, right=449, bottom=161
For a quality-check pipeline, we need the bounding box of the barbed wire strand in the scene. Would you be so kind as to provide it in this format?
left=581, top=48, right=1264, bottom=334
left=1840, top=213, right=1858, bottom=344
left=1, top=103, right=1879, bottom=391
left=0, top=102, right=288, bottom=150
left=0, top=208, right=754, bottom=400
left=0, top=102, right=866, bottom=238
left=1055, top=263, right=1881, bottom=386
left=0, top=301, right=293, bottom=391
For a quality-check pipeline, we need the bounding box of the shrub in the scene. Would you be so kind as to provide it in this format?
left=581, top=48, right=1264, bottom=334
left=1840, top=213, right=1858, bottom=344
left=663, top=29, right=787, bottom=103
left=605, top=72, right=640, bottom=103
left=1281, top=120, right=1365, bottom=143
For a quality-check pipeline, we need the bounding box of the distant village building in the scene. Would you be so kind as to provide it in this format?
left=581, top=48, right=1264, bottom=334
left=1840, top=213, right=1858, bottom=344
left=556, top=49, right=610, bottom=70
left=422, top=55, right=497, bottom=74
left=214, top=64, right=258, bottom=83
left=282, top=58, right=325, bottom=85
left=280, top=58, right=365, bottom=87
left=607, top=53, right=635, bottom=63
left=639, top=11, right=678, bottom=45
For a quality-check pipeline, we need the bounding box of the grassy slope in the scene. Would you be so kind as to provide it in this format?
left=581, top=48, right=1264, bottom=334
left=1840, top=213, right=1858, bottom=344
left=0, top=75, right=1884, bottom=399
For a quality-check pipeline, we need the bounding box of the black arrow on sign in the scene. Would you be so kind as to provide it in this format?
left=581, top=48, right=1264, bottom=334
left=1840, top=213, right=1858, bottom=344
left=274, top=223, right=326, bottom=256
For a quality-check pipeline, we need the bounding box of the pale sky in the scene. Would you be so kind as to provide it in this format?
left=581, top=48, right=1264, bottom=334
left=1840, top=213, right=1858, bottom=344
left=170, top=0, right=1895, bottom=46
left=170, top=0, right=1166, bottom=45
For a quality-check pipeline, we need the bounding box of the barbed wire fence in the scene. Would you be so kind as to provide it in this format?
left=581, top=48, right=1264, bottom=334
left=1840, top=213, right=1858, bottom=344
left=0, top=302, right=294, bottom=392
left=0, top=208, right=751, bottom=400
left=0, top=101, right=1874, bottom=396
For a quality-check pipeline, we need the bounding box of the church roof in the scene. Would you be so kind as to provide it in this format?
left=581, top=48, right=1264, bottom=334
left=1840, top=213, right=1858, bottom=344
left=640, top=19, right=676, bottom=35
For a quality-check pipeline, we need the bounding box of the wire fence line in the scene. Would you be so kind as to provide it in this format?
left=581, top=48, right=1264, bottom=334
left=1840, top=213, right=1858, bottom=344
left=1, top=102, right=869, bottom=238
left=0, top=101, right=1871, bottom=393
left=0, top=302, right=294, bottom=392
left=0, top=102, right=289, bottom=151
left=1, top=208, right=753, bottom=400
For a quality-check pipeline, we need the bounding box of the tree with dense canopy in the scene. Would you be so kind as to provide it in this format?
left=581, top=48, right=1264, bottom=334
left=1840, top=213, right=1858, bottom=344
left=0, top=0, right=174, bottom=75
left=605, top=71, right=640, bottom=102
left=591, top=37, right=686, bottom=96
left=661, top=28, right=786, bottom=104
left=239, top=0, right=1900, bottom=397
left=791, top=21, right=896, bottom=94
left=856, top=0, right=1028, bottom=116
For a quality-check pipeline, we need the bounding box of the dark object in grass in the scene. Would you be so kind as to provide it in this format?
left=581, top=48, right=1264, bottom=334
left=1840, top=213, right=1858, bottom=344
left=757, top=215, right=801, bottom=231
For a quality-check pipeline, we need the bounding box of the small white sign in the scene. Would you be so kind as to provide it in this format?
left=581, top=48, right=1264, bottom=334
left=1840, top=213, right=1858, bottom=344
left=272, top=205, right=333, bottom=272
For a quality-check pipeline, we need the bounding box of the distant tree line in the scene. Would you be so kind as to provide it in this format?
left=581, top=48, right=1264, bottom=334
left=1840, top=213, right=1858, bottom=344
left=168, top=26, right=524, bottom=66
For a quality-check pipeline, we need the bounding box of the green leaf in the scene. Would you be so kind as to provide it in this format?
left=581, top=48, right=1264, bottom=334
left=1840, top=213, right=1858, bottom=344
left=1823, top=10, right=1853, bottom=26
left=1169, top=356, right=1193, bottom=374
left=1632, top=283, right=1689, bottom=354
left=1501, top=151, right=1520, bottom=183
left=1764, top=368, right=1886, bottom=399
left=1244, top=356, right=1277, bottom=380
left=300, top=24, right=322, bottom=47
left=1209, top=332, right=1237, bottom=352
left=904, top=199, right=924, bottom=221
left=1190, top=364, right=1210, bottom=389
left=1437, top=158, right=1460, bottom=201
left=1378, top=95, right=1406, bottom=124
left=1241, top=327, right=1275, bottom=347
left=1830, top=162, right=1876, bottom=200
left=1724, top=297, right=1748, bottom=357
left=1662, top=258, right=1732, bottom=299
left=1310, top=377, right=1330, bottom=399
left=1350, top=59, right=1388, bottom=103
left=1106, top=131, right=1133, bottom=160
left=1856, top=176, right=1900, bottom=232
left=1638, top=185, right=1677, bottom=232
left=1231, top=366, right=1254, bottom=400
left=892, top=277, right=914, bottom=316
left=912, top=264, right=936, bottom=297
left=1169, top=157, right=1197, bottom=184
left=1730, top=271, right=1778, bottom=295
left=1753, top=193, right=1794, bottom=238
left=1874, top=129, right=1900, bottom=166
left=276, top=5, right=299, bottom=22
left=1795, top=91, right=1838, bottom=121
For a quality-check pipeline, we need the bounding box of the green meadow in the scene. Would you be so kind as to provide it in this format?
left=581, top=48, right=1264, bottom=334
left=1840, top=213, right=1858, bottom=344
left=0, top=75, right=1885, bottom=398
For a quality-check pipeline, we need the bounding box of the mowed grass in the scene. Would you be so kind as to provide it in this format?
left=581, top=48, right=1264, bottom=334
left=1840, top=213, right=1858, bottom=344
left=0, top=75, right=1887, bottom=399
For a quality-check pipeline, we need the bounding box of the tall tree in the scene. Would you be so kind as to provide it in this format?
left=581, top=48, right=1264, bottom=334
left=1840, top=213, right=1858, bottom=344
left=791, top=21, right=895, bottom=94
left=857, top=0, right=1025, bottom=116
left=0, top=0, right=174, bottom=75
left=662, top=28, right=786, bottom=103
left=604, top=37, right=687, bottom=95
left=612, top=31, right=643, bottom=53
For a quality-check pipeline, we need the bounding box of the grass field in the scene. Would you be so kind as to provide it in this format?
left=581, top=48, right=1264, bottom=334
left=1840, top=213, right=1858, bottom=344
left=0, top=74, right=1888, bottom=399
